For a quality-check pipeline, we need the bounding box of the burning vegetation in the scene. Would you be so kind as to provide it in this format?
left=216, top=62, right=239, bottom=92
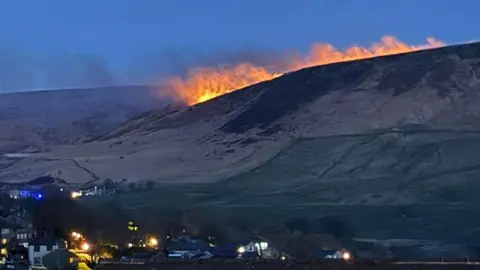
left=164, top=36, right=445, bottom=105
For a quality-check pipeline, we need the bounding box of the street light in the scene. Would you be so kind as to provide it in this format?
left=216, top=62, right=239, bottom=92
left=237, top=246, right=245, bottom=254
left=81, top=242, right=90, bottom=252
left=342, top=251, right=351, bottom=260
left=148, top=237, right=158, bottom=247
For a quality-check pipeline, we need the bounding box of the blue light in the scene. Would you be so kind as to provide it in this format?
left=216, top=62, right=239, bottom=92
left=35, top=193, right=43, bottom=200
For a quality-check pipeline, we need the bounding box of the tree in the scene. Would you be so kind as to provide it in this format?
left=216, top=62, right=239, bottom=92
left=145, top=180, right=155, bottom=190
left=315, top=216, right=355, bottom=241
left=0, top=195, right=15, bottom=218
left=284, top=217, right=310, bottom=234
left=104, top=178, right=116, bottom=190
left=127, top=182, right=137, bottom=191
left=87, top=230, right=104, bottom=265
left=30, top=195, right=96, bottom=239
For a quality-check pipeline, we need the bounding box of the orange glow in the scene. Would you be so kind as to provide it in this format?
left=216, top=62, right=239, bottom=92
left=165, top=36, right=445, bottom=105
left=165, top=64, right=282, bottom=105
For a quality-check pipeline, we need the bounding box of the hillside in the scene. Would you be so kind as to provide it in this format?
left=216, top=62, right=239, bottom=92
left=0, top=85, right=164, bottom=151
left=0, top=85, right=169, bottom=178
left=3, top=42, right=479, bottom=186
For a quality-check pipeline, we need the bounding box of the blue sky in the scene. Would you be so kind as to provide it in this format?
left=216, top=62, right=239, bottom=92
left=0, top=0, right=478, bottom=91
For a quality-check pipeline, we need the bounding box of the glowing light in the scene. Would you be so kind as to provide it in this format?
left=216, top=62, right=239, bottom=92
left=148, top=237, right=158, bottom=247
left=237, top=246, right=245, bottom=254
left=127, top=221, right=139, bottom=231
left=71, top=232, right=82, bottom=239
left=71, top=191, right=82, bottom=199
left=342, top=251, right=351, bottom=260
left=81, top=242, right=90, bottom=252
left=163, top=36, right=445, bottom=105
left=127, top=243, right=133, bottom=248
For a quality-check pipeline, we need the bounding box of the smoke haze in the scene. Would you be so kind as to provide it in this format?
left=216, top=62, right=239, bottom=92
left=0, top=42, right=289, bottom=93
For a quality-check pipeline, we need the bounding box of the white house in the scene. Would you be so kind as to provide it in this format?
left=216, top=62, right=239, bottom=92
left=28, top=238, right=67, bottom=265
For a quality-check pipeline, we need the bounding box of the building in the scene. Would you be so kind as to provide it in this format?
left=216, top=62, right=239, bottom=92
left=27, top=238, right=67, bottom=265
left=0, top=221, right=16, bottom=241
left=41, top=249, right=78, bottom=270
left=0, top=219, right=36, bottom=249
left=15, top=225, right=36, bottom=248
left=166, top=236, right=242, bottom=260
left=312, top=249, right=352, bottom=260
left=166, top=236, right=211, bottom=259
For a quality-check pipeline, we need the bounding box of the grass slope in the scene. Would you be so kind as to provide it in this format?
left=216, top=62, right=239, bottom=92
left=82, top=128, right=480, bottom=244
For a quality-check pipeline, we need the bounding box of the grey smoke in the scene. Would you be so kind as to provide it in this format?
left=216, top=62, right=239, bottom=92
left=42, top=53, right=114, bottom=89
left=0, top=45, right=116, bottom=92
left=0, top=43, right=291, bottom=93
left=0, top=44, right=36, bottom=92
left=119, top=47, right=293, bottom=85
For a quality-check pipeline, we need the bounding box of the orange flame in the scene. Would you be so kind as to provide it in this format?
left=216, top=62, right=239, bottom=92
left=165, top=36, right=445, bottom=105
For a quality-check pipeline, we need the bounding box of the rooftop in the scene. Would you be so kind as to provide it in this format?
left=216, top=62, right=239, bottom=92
left=29, top=237, right=64, bottom=246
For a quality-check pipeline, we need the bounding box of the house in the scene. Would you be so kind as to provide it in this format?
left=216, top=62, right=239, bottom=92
left=0, top=220, right=16, bottom=241
left=0, top=222, right=36, bottom=248
left=312, top=249, right=352, bottom=260
left=166, top=236, right=242, bottom=260
left=166, top=236, right=211, bottom=259
left=41, top=249, right=78, bottom=270
left=0, top=213, right=35, bottom=245
left=14, top=225, right=36, bottom=248
left=27, top=238, right=67, bottom=265
left=236, top=240, right=281, bottom=259
left=208, top=243, right=241, bottom=258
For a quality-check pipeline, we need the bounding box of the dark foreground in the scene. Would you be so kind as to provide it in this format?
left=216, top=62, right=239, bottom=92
left=95, top=262, right=480, bottom=270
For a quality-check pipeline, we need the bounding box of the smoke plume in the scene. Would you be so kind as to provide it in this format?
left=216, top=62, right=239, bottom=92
left=0, top=43, right=115, bottom=93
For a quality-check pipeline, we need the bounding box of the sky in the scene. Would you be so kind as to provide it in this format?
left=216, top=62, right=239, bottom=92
left=0, top=0, right=478, bottom=92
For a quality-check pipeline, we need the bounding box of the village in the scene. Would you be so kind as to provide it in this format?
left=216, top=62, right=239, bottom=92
left=0, top=183, right=354, bottom=269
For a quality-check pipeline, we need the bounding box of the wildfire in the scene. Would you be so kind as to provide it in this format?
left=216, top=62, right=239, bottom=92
left=165, top=36, right=445, bottom=105
left=165, top=64, right=282, bottom=105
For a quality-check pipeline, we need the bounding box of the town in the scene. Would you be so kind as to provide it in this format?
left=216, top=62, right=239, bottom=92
left=0, top=183, right=355, bottom=269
